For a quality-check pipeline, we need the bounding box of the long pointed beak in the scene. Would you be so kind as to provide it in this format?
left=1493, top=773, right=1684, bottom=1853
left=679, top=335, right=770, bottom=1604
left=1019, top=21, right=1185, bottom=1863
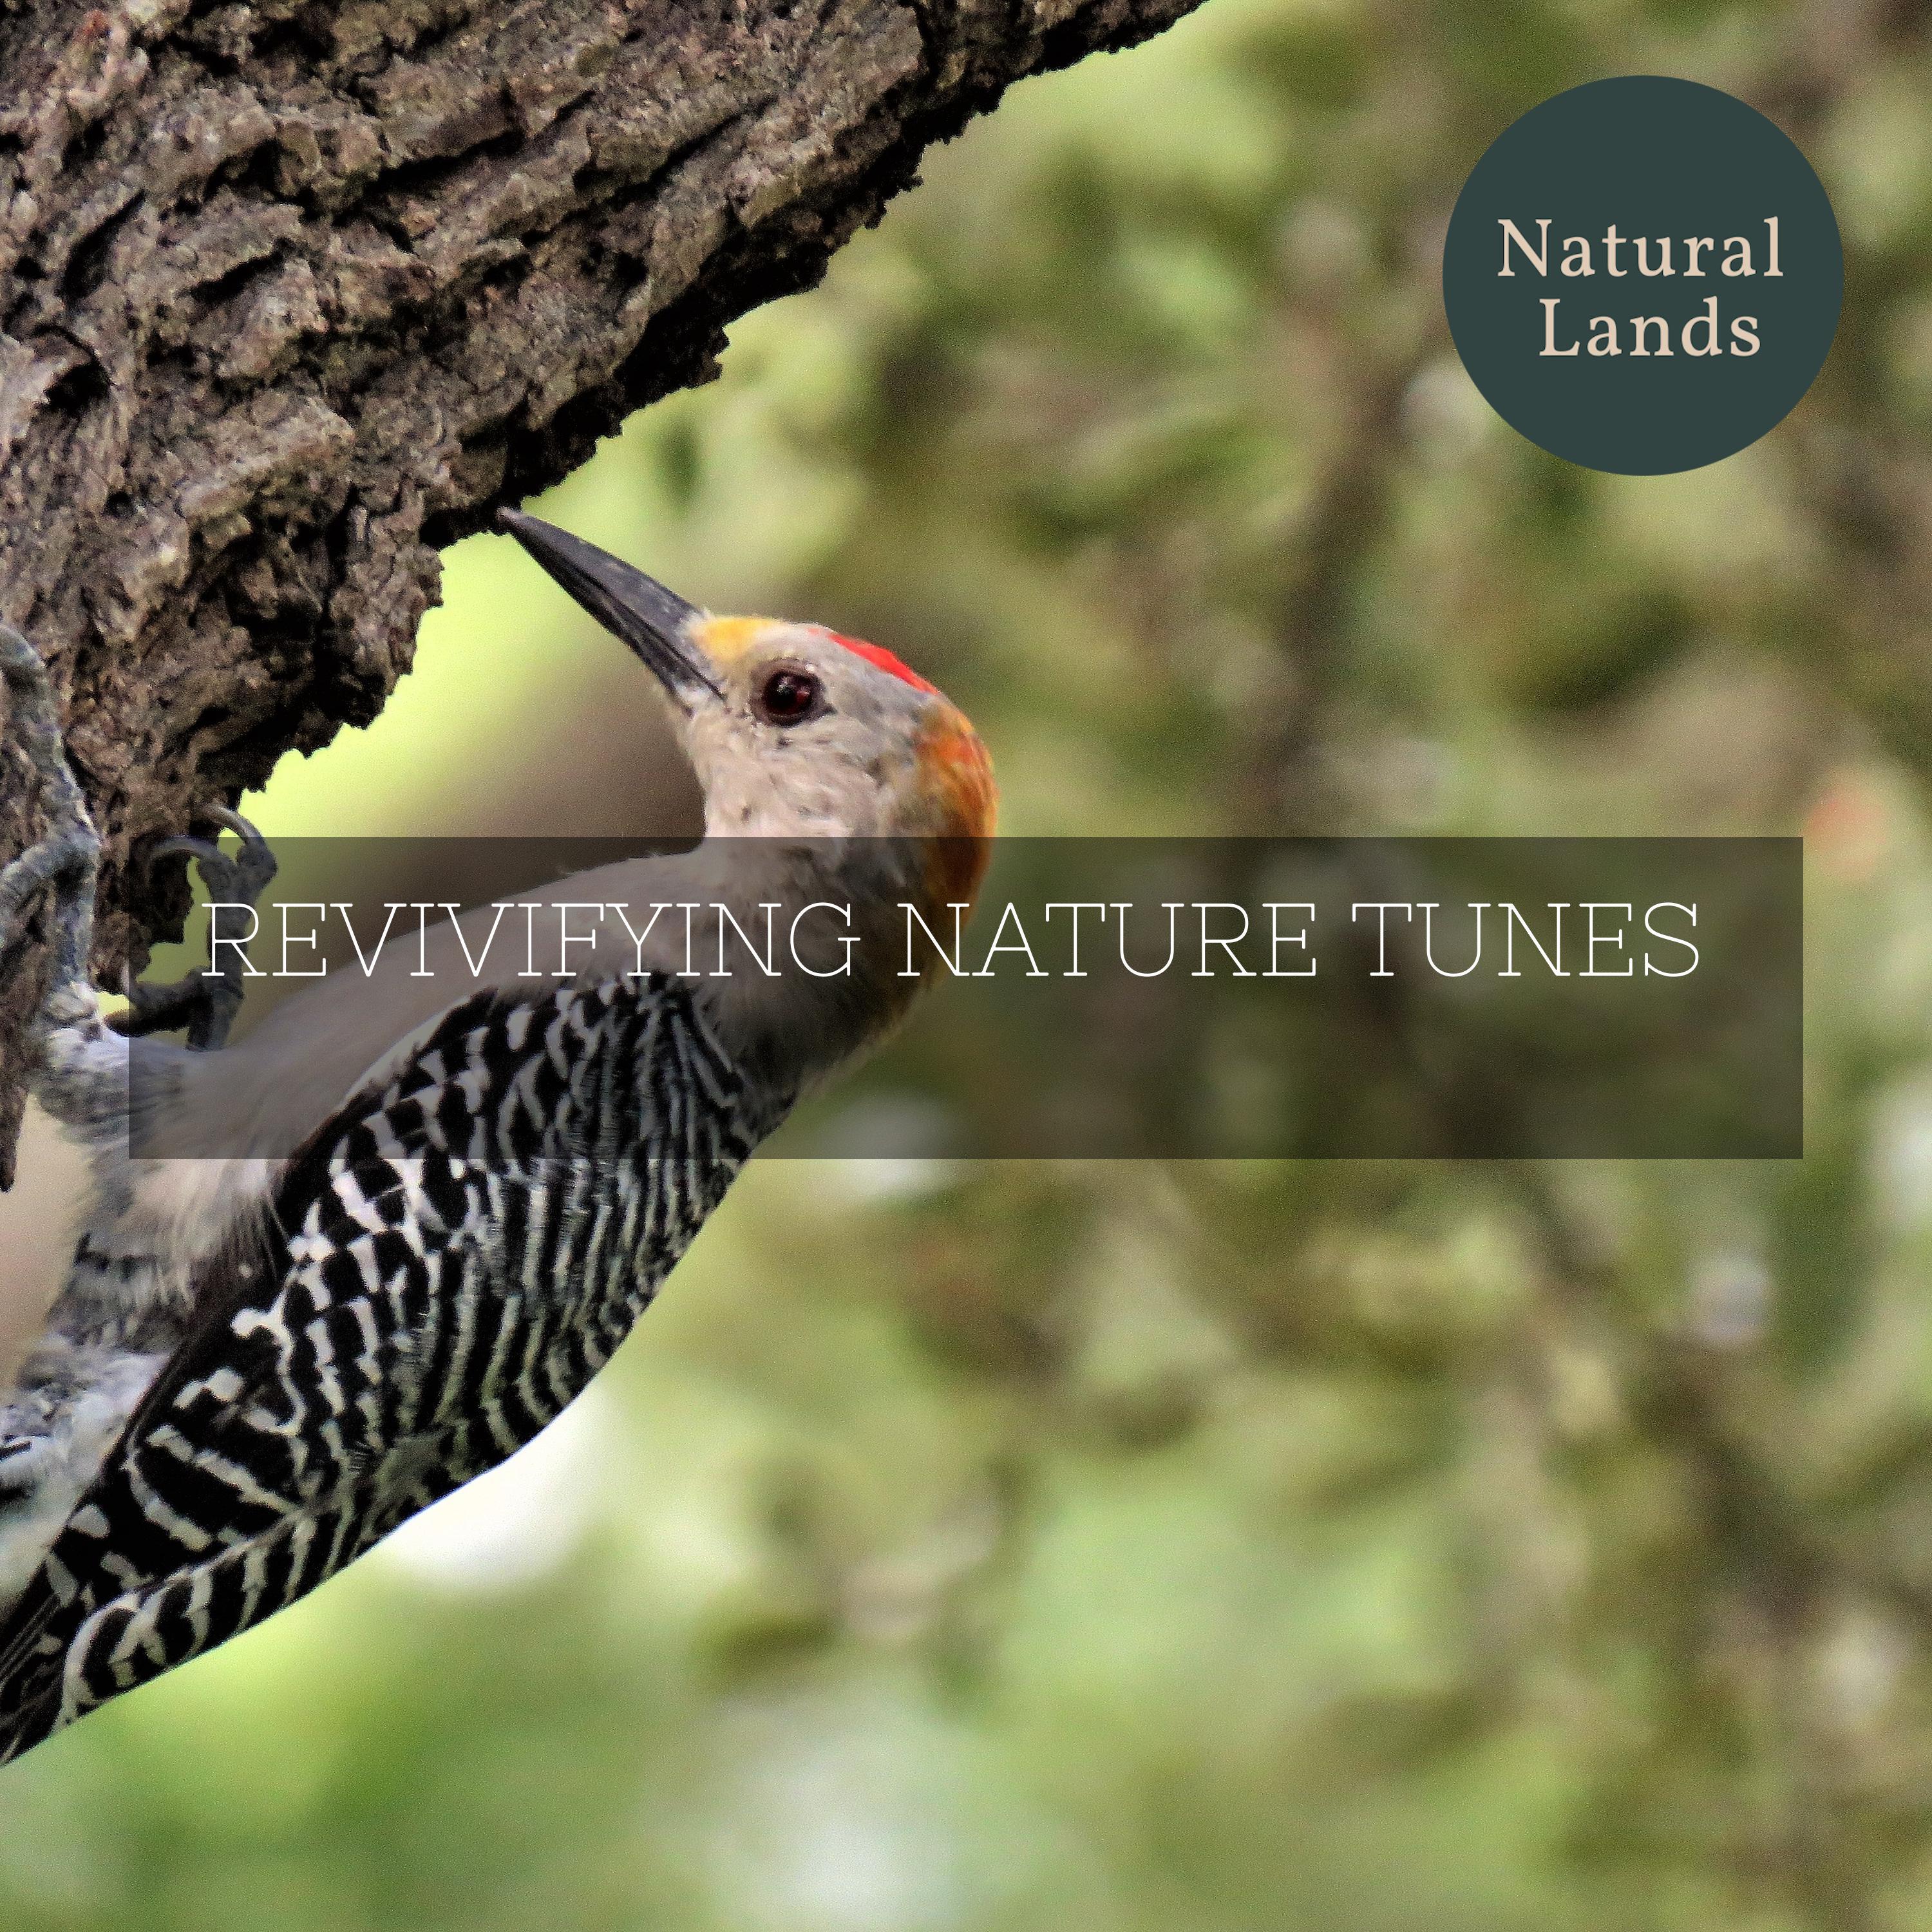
left=497, top=510, right=723, bottom=703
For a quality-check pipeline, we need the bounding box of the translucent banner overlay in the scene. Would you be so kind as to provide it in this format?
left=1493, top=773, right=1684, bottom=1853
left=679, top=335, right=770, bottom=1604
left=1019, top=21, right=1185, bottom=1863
left=126, top=838, right=1802, bottom=1160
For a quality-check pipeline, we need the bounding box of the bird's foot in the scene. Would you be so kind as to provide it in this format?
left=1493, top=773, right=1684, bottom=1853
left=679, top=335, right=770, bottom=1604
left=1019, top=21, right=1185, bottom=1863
left=0, top=623, right=101, bottom=1003
left=0, top=1434, right=50, bottom=1509
left=117, top=808, right=278, bottom=1051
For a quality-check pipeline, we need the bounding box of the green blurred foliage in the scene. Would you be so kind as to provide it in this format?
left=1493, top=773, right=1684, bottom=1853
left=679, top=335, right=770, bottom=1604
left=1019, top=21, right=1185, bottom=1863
left=12, top=0, right=1932, bottom=1926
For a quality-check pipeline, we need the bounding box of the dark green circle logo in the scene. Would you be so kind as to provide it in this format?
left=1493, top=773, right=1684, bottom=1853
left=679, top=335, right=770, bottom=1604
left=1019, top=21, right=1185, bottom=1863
left=1443, top=77, right=1842, bottom=475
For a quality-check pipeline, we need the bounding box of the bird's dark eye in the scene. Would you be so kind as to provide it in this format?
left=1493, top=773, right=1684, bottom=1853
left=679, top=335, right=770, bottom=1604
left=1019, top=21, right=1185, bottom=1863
left=756, top=665, right=824, bottom=726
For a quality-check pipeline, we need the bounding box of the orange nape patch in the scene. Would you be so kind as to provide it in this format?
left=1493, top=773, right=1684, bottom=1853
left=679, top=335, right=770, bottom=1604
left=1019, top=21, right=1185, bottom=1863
left=916, top=714, right=997, bottom=911
left=918, top=715, right=996, bottom=838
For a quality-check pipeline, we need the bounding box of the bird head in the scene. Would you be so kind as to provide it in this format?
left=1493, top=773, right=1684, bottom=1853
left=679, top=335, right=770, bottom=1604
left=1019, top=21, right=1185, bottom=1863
left=498, top=512, right=996, bottom=1033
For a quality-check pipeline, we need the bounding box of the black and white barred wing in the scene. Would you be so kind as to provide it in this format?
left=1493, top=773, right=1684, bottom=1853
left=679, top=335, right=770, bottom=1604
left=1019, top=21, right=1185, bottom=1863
left=0, top=1158, right=464, bottom=1759
left=0, top=974, right=773, bottom=1761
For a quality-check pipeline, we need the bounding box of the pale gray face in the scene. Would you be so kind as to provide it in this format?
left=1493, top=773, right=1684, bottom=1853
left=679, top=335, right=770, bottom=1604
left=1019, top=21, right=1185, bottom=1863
left=498, top=511, right=989, bottom=842
left=675, top=618, right=945, bottom=837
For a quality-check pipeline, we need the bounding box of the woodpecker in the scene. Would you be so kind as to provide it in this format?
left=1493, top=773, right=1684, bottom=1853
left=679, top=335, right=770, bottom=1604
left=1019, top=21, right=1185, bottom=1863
left=0, top=512, right=994, bottom=1760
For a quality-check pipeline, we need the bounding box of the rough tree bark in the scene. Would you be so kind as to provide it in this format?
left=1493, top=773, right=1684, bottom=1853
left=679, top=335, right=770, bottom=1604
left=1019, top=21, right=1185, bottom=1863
left=0, top=0, right=1204, bottom=1182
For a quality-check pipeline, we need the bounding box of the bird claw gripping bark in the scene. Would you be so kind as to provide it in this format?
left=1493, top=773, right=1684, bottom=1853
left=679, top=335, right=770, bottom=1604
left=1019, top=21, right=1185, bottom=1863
left=1, top=622, right=276, bottom=1053
left=0, top=627, right=278, bottom=1622
left=0, top=623, right=101, bottom=1001
left=0, top=627, right=136, bottom=1609
left=118, top=805, right=278, bottom=1050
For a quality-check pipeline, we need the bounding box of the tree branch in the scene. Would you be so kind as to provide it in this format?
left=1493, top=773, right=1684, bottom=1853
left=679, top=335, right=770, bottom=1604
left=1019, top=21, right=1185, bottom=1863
left=0, top=0, right=1204, bottom=1182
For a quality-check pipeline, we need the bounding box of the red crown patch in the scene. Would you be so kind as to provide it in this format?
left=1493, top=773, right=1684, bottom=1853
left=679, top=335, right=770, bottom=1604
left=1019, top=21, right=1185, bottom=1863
left=829, top=632, right=939, bottom=696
